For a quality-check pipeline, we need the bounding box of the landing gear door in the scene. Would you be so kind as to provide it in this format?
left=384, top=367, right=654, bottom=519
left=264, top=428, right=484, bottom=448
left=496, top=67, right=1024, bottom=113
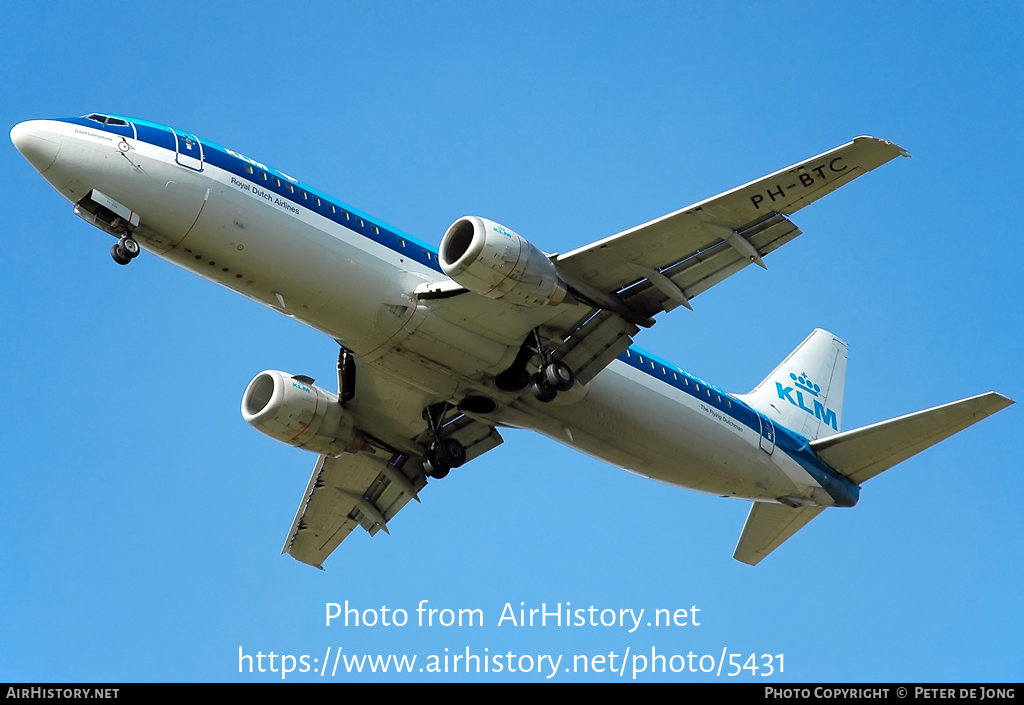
left=173, top=129, right=204, bottom=171
left=758, top=414, right=776, bottom=455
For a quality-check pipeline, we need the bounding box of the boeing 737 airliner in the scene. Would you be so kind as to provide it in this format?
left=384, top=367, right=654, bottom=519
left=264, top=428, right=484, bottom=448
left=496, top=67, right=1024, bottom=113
left=11, top=113, right=1013, bottom=568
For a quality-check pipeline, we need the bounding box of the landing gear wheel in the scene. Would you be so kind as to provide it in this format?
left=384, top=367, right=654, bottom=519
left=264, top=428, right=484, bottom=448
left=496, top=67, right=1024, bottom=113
left=543, top=360, right=575, bottom=392
left=110, top=243, right=131, bottom=266
left=436, top=438, right=466, bottom=468
left=119, top=236, right=141, bottom=259
left=422, top=449, right=451, bottom=479
left=530, top=372, right=558, bottom=403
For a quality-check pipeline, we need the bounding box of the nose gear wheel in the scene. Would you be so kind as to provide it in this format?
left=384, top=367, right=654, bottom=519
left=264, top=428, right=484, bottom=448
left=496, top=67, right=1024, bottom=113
left=110, top=236, right=140, bottom=265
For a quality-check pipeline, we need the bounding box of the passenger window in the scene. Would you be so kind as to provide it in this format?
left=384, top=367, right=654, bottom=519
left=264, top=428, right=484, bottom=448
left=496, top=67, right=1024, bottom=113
left=330, top=204, right=336, bottom=214
left=245, top=165, right=254, bottom=174
left=344, top=211, right=350, bottom=220
left=273, top=177, right=281, bottom=187
left=286, top=184, right=294, bottom=193
left=359, top=218, right=364, bottom=227
left=374, top=225, right=380, bottom=235
left=301, top=191, right=308, bottom=200
left=260, top=171, right=268, bottom=181
left=423, top=250, right=432, bottom=260
left=315, top=197, right=321, bottom=207
left=398, top=238, right=406, bottom=247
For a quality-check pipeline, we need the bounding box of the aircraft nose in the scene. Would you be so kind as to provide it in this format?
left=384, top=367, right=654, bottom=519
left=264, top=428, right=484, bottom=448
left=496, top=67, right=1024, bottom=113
left=11, top=120, right=62, bottom=173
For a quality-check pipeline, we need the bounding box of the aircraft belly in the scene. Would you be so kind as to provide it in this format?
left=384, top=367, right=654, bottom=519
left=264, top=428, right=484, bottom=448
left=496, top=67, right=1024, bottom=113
left=135, top=164, right=429, bottom=355
left=536, top=361, right=788, bottom=501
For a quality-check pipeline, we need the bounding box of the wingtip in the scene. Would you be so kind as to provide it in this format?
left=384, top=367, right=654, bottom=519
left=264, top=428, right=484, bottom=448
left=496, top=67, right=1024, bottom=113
left=987, top=392, right=1015, bottom=410
left=853, top=135, right=911, bottom=158
left=732, top=552, right=761, bottom=566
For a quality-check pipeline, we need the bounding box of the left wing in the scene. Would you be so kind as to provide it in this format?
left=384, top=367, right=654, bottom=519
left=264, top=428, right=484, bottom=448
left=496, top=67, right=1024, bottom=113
left=418, top=137, right=907, bottom=390
left=555, top=136, right=908, bottom=319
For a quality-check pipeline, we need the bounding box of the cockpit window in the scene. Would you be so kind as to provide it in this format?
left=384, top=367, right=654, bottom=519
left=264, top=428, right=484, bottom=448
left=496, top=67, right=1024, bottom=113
left=82, top=114, right=129, bottom=127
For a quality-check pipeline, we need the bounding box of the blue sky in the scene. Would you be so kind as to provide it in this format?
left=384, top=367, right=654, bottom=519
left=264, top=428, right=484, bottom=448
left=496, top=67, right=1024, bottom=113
left=2, top=1, right=1022, bottom=682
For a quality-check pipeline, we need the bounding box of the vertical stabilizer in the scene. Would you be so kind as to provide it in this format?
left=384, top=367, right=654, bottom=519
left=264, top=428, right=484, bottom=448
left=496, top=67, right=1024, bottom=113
left=737, top=329, right=847, bottom=440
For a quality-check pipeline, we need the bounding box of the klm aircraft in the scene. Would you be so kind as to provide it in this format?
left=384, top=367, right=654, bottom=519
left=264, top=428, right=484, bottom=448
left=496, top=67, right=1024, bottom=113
left=11, top=114, right=1013, bottom=568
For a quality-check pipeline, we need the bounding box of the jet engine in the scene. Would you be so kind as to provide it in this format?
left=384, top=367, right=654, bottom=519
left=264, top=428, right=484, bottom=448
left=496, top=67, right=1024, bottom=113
left=241, top=370, right=361, bottom=456
left=439, top=216, right=568, bottom=307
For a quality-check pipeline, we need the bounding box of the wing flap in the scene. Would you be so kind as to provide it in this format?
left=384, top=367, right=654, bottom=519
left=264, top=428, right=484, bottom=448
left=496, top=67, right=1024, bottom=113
left=734, top=502, right=826, bottom=566
left=622, top=215, right=802, bottom=317
left=558, top=309, right=640, bottom=385
left=810, top=392, right=1014, bottom=485
left=282, top=451, right=428, bottom=568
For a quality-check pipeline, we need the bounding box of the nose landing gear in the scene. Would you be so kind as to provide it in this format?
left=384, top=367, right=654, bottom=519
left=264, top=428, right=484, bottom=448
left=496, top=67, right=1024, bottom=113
left=110, top=235, right=141, bottom=266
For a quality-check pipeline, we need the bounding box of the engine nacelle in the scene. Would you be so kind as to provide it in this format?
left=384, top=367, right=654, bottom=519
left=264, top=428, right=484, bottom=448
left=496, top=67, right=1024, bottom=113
left=439, top=216, right=568, bottom=307
left=241, top=370, right=361, bottom=457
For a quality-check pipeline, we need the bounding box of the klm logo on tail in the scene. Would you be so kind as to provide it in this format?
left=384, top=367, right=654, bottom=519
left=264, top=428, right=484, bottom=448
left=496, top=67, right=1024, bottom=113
left=776, top=372, right=838, bottom=430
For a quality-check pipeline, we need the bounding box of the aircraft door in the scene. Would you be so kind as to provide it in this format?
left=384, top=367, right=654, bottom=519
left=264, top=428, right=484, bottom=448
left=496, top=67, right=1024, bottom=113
left=758, top=414, right=776, bottom=455
left=172, top=128, right=204, bottom=171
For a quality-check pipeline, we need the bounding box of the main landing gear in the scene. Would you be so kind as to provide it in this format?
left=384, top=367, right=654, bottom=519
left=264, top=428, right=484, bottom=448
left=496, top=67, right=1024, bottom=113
left=526, top=330, right=576, bottom=404
left=110, top=235, right=140, bottom=265
left=495, top=329, right=577, bottom=403
left=421, top=403, right=467, bottom=480
left=530, top=358, right=575, bottom=403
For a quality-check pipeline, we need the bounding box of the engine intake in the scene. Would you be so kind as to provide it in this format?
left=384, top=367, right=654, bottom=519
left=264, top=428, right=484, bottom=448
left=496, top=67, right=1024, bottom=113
left=241, top=370, right=361, bottom=456
left=439, top=216, right=568, bottom=307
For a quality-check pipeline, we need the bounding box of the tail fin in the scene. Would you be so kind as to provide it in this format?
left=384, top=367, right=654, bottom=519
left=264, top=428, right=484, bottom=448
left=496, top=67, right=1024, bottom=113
left=737, top=328, right=848, bottom=440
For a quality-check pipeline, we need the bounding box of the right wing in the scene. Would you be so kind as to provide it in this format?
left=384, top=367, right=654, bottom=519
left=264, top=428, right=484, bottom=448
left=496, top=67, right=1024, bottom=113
left=282, top=452, right=422, bottom=569
left=282, top=351, right=504, bottom=569
left=283, top=422, right=502, bottom=570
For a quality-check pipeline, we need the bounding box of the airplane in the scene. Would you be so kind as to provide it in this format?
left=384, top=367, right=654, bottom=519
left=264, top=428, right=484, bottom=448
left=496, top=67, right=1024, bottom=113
left=10, top=113, right=1013, bottom=569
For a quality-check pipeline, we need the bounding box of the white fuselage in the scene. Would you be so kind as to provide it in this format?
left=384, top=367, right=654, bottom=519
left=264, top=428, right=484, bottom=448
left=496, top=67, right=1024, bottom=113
left=16, top=117, right=839, bottom=507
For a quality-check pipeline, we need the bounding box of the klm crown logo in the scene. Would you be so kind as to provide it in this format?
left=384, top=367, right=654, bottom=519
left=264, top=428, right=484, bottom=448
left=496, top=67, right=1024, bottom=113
left=776, top=372, right=838, bottom=430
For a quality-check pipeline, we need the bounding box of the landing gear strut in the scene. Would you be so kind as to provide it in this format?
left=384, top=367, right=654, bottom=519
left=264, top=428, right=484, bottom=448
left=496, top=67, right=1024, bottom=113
left=421, top=403, right=466, bottom=479
left=527, top=330, right=576, bottom=403
left=110, top=235, right=140, bottom=266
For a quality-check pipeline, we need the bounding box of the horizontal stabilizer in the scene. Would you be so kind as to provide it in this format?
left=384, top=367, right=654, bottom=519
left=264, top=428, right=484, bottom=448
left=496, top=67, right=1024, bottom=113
left=734, top=502, right=825, bottom=566
left=810, top=392, right=1014, bottom=485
